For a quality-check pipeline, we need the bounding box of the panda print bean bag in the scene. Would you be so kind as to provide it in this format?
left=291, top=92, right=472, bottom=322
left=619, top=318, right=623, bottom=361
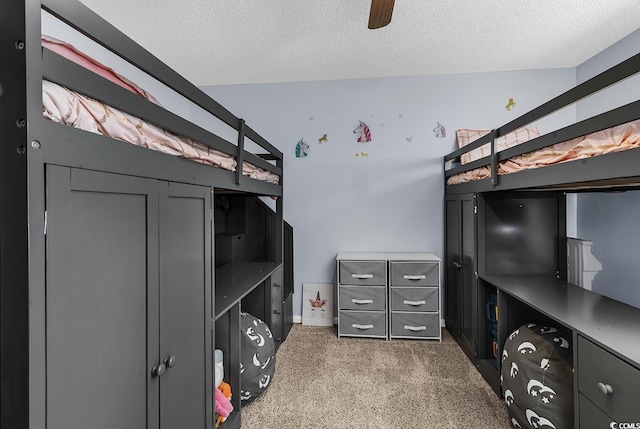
left=501, top=323, right=573, bottom=429
left=240, top=311, right=276, bottom=403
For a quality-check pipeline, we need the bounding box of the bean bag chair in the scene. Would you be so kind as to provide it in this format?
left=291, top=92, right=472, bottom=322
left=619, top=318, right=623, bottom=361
left=239, top=311, right=276, bottom=403
left=501, top=323, right=573, bottom=429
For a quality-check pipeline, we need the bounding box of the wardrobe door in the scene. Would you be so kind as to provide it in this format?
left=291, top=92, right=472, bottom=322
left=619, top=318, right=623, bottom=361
left=459, top=193, right=477, bottom=355
left=444, top=195, right=461, bottom=334
left=45, top=166, right=159, bottom=429
left=159, top=182, right=213, bottom=429
left=445, top=193, right=477, bottom=357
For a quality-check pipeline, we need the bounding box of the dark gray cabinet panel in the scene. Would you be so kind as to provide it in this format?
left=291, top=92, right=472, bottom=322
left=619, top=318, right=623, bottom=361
left=444, top=193, right=477, bottom=356
left=460, top=195, right=476, bottom=351
left=46, top=166, right=158, bottom=429
left=45, top=166, right=212, bottom=429
left=444, top=195, right=460, bottom=333
left=159, top=182, right=213, bottom=429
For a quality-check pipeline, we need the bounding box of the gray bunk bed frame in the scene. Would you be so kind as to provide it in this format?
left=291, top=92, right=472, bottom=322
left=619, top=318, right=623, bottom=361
left=443, top=50, right=640, bottom=427
left=1, top=0, right=286, bottom=428
left=445, top=51, right=640, bottom=194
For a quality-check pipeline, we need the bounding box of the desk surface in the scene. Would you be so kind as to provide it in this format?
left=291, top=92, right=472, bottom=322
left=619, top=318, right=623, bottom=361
left=481, top=274, right=640, bottom=368
left=215, top=261, right=280, bottom=320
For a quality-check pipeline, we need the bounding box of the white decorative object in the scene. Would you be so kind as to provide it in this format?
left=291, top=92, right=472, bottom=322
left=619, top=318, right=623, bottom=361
left=567, top=238, right=602, bottom=290
left=214, top=349, right=224, bottom=388
left=302, top=283, right=334, bottom=326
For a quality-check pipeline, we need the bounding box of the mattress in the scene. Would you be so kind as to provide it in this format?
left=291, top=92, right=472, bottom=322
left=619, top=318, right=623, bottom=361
left=41, top=37, right=279, bottom=185
left=447, top=120, right=640, bottom=185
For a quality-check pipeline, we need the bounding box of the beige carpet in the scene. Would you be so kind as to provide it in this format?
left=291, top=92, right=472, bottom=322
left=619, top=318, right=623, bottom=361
left=240, top=324, right=511, bottom=429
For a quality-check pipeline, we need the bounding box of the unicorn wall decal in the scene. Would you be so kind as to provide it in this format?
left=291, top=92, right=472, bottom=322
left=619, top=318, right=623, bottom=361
left=505, top=97, right=516, bottom=111
left=433, top=122, right=446, bottom=138
left=353, top=121, right=372, bottom=143
left=295, top=139, right=309, bottom=158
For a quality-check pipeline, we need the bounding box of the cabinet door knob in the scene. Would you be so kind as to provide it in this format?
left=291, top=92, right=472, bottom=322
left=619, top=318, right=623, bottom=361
left=151, top=363, right=166, bottom=378
left=273, top=309, right=282, bottom=315
left=597, top=382, right=613, bottom=395
left=164, top=355, right=177, bottom=368
left=273, top=283, right=282, bottom=288
left=453, top=262, right=462, bottom=269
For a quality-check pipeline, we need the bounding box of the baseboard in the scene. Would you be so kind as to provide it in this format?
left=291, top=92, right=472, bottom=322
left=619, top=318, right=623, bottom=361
left=293, top=315, right=303, bottom=324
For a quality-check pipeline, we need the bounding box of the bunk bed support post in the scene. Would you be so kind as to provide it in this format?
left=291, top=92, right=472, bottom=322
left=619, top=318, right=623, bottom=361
left=490, top=129, right=498, bottom=186
left=236, top=119, right=245, bottom=185
left=276, top=158, right=284, bottom=265
left=0, top=1, right=30, bottom=427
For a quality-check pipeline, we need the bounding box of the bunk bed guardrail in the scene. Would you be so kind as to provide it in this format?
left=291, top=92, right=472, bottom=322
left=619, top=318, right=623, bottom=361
left=444, top=52, right=640, bottom=190
left=41, top=0, right=282, bottom=190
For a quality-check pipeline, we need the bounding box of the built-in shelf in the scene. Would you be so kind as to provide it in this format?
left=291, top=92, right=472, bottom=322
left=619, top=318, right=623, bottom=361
left=480, top=274, right=640, bottom=368
left=215, top=261, right=280, bottom=320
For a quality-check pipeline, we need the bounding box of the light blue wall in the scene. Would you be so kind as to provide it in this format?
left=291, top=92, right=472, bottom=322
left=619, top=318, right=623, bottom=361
left=202, top=70, right=576, bottom=318
left=575, top=29, right=640, bottom=309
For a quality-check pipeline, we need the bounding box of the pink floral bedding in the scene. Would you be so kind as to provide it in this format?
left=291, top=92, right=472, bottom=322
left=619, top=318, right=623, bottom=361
left=447, top=120, right=640, bottom=185
left=41, top=37, right=279, bottom=185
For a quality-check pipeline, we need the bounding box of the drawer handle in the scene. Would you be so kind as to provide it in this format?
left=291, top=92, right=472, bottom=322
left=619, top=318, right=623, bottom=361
left=352, top=274, right=373, bottom=279
left=352, top=299, right=374, bottom=304
left=403, top=275, right=426, bottom=280
left=352, top=323, right=374, bottom=330
left=597, top=382, right=614, bottom=395
left=404, top=300, right=426, bottom=306
left=404, top=325, right=427, bottom=331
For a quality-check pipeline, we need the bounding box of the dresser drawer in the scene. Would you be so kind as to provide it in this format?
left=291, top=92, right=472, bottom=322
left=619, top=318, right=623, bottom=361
left=271, top=299, right=283, bottom=326
left=579, top=394, right=614, bottom=429
left=271, top=318, right=283, bottom=346
left=389, top=262, right=438, bottom=287
left=339, top=286, right=386, bottom=311
left=271, top=281, right=283, bottom=306
left=578, top=336, right=640, bottom=422
left=271, top=266, right=283, bottom=300
left=390, top=312, right=439, bottom=338
left=390, top=287, right=438, bottom=312
left=339, top=311, right=386, bottom=337
left=339, top=261, right=386, bottom=286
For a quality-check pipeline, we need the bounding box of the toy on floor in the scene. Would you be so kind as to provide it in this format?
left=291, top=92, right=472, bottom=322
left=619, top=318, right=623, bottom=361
left=214, top=381, right=233, bottom=428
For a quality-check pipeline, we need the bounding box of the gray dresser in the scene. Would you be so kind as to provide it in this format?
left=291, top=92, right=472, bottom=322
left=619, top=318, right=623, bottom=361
left=337, top=253, right=388, bottom=339
left=336, top=253, right=441, bottom=340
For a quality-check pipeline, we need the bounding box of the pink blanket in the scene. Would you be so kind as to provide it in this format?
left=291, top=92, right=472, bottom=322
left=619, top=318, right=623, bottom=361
left=447, top=120, right=640, bottom=185
left=41, top=36, right=279, bottom=185
left=42, top=81, right=279, bottom=184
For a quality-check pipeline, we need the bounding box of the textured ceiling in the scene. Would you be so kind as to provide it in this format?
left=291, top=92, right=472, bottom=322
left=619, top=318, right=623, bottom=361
left=78, top=0, right=640, bottom=86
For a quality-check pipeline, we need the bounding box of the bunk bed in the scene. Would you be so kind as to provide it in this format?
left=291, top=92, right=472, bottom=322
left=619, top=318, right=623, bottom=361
left=445, top=52, right=640, bottom=194
left=0, top=1, right=291, bottom=428
left=443, top=51, right=640, bottom=428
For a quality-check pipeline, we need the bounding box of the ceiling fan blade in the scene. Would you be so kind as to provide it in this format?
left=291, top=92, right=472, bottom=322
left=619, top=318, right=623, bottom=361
left=368, top=0, right=395, bottom=29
